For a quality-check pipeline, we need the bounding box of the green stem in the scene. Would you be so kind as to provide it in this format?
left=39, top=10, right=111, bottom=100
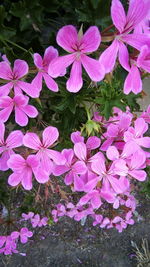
left=4, top=39, right=33, bottom=55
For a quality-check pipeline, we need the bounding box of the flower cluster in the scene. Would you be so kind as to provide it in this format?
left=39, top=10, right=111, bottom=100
left=0, top=0, right=150, bottom=256
left=52, top=107, right=150, bottom=232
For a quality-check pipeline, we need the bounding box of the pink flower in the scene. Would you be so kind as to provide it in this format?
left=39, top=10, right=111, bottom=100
left=127, top=150, right=147, bottom=181
left=7, top=154, right=49, bottom=190
left=124, top=45, right=150, bottom=94
left=48, top=25, right=105, bottom=92
left=123, top=118, right=150, bottom=153
left=52, top=148, right=87, bottom=188
left=23, top=126, right=66, bottom=176
left=99, top=0, right=150, bottom=74
left=11, top=228, right=33, bottom=244
left=0, top=122, right=23, bottom=171
left=22, top=212, right=34, bottom=220
left=31, top=214, right=48, bottom=227
left=0, top=236, right=18, bottom=255
left=32, top=46, right=59, bottom=93
left=0, top=95, right=38, bottom=126
left=0, top=59, right=38, bottom=98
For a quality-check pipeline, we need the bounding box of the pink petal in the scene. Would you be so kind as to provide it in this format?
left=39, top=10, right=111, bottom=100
left=17, top=81, right=40, bottom=98
left=64, top=172, right=74, bottom=185
left=23, top=132, right=41, bottom=150
left=26, top=155, right=39, bottom=169
left=134, top=118, right=148, bottom=136
left=72, top=161, right=87, bottom=174
left=130, top=151, right=146, bottom=169
left=84, top=178, right=99, bottom=192
left=81, top=54, right=105, bottom=81
left=106, top=146, right=119, bottom=160
left=42, top=126, right=59, bottom=147
left=21, top=105, right=38, bottom=118
left=71, top=131, right=84, bottom=144
left=129, top=170, right=146, bottom=181
left=43, top=46, right=58, bottom=67
left=31, top=72, right=43, bottom=92
left=21, top=168, right=33, bottom=190
left=91, top=158, right=106, bottom=176
left=15, top=107, right=28, bottom=126
left=0, top=106, right=13, bottom=122
left=126, top=0, right=148, bottom=30
left=136, top=137, right=150, bottom=148
left=74, top=174, right=85, bottom=191
left=43, top=73, right=58, bottom=92
left=47, top=149, right=66, bottom=165
left=20, top=236, right=28, bottom=244
left=108, top=175, right=126, bottom=193
left=6, top=130, right=23, bottom=148
left=111, top=0, right=126, bottom=33
left=48, top=54, right=75, bottom=78
left=13, top=59, right=28, bottom=79
left=34, top=167, right=49, bottom=183
left=37, top=152, right=53, bottom=174
left=0, top=61, right=12, bottom=79
left=0, top=122, right=5, bottom=143
left=33, top=53, right=43, bottom=69
left=0, top=150, right=13, bottom=171
left=118, top=42, right=130, bottom=71
left=7, top=154, right=26, bottom=171
left=91, top=195, right=101, bottom=209
left=123, top=65, right=142, bottom=94
left=56, top=25, right=78, bottom=52
left=66, top=60, right=83, bottom=92
left=86, top=136, right=101, bottom=150
left=122, top=33, right=150, bottom=51
left=74, top=142, right=87, bottom=161
left=52, top=164, right=69, bottom=176
left=99, top=40, right=119, bottom=73
left=8, top=173, right=22, bottom=187
left=0, top=82, right=13, bottom=96
left=80, top=26, right=101, bottom=53
left=137, top=45, right=150, bottom=72
left=11, top=232, right=20, bottom=240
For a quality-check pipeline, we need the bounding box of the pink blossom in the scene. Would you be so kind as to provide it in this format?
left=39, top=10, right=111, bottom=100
left=32, top=46, right=59, bottom=93
left=11, top=228, right=33, bottom=244
left=0, top=236, right=18, bottom=255
left=0, top=94, right=38, bottom=126
left=48, top=25, right=105, bottom=92
left=52, top=148, right=87, bottom=189
left=99, top=0, right=150, bottom=74
left=22, top=212, right=34, bottom=220
left=123, top=118, right=150, bottom=154
left=7, top=154, right=49, bottom=190
left=0, top=122, right=23, bottom=171
left=31, top=214, right=48, bottom=228
left=124, top=45, right=150, bottom=94
left=23, top=126, right=66, bottom=176
left=0, top=59, right=38, bottom=98
left=127, top=150, right=147, bottom=181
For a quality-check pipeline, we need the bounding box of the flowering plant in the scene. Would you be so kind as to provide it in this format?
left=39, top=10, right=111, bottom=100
left=0, top=0, right=150, bottom=256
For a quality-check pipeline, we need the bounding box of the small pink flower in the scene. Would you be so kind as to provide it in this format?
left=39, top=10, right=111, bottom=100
left=0, top=94, right=38, bottom=126
left=0, top=59, right=38, bottom=98
left=22, top=212, right=34, bottom=220
left=23, top=126, right=66, bottom=177
left=0, top=122, right=23, bottom=171
left=11, top=228, right=33, bottom=244
left=48, top=25, right=104, bottom=92
left=32, top=46, right=59, bottom=93
left=7, top=154, right=49, bottom=190
left=31, top=214, right=48, bottom=227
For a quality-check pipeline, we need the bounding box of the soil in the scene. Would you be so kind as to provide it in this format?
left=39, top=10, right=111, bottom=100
left=0, top=193, right=150, bottom=267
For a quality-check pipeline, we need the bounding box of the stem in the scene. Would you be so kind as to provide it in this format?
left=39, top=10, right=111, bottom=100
left=101, top=24, right=114, bottom=34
